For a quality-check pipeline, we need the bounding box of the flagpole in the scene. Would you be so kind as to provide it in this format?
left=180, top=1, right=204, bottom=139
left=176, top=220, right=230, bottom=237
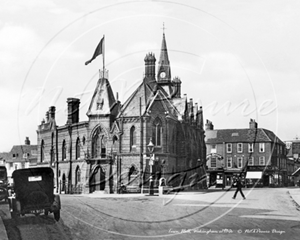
left=103, top=34, right=105, bottom=78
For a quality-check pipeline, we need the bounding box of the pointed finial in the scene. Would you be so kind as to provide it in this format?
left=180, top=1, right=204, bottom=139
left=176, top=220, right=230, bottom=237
left=162, top=22, right=166, bottom=34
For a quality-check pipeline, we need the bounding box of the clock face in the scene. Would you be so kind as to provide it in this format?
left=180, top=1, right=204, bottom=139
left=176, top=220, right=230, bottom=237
left=160, top=72, right=166, bottom=78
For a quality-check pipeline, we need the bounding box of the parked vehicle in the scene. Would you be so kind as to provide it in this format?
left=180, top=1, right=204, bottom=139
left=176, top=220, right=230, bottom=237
left=9, top=167, right=61, bottom=221
left=0, top=166, right=8, bottom=203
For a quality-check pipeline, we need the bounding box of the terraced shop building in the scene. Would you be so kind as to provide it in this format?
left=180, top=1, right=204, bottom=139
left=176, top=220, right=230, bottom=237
left=36, top=33, right=207, bottom=194
left=205, top=119, right=287, bottom=188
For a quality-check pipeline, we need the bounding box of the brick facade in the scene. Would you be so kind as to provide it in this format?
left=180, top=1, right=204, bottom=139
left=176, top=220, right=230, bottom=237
left=36, top=33, right=206, bottom=194
left=206, top=119, right=287, bottom=188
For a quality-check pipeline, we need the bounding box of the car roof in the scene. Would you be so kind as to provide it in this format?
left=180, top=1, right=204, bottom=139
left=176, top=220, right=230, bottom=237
left=12, top=167, right=53, bottom=178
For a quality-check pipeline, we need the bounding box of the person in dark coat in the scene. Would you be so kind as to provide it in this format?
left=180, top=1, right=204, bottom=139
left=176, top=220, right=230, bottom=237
left=232, top=176, right=246, bottom=200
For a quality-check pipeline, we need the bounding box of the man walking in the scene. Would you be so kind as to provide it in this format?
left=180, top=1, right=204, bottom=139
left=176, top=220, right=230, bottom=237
left=232, top=176, right=246, bottom=200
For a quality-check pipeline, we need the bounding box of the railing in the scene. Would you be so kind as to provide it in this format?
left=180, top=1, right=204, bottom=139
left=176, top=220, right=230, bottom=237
left=59, top=181, right=82, bottom=194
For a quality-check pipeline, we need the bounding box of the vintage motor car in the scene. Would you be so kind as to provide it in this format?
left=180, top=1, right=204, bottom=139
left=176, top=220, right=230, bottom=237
left=0, top=166, right=8, bottom=203
left=9, top=167, right=61, bottom=221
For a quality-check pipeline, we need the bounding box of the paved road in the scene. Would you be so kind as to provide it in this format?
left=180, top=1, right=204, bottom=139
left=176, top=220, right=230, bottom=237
left=61, top=187, right=300, bottom=240
left=0, top=188, right=300, bottom=240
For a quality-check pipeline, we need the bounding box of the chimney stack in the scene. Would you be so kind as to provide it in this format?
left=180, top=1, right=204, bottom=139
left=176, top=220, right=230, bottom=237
left=205, top=119, right=214, bottom=130
left=67, top=98, right=80, bottom=124
left=171, top=77, right=181, bottom=98
left=249, top=119, right=258, bottom=129
left=25, top=137, right=30, bottom=145
left=49, top=106, right=56, bottom=120
left=144, top=53, right=156, bottom=79
left=45, top=111, right=49, bottom=122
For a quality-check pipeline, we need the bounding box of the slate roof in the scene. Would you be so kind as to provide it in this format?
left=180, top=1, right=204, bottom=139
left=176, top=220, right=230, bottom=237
left=206, top=128, right=285, bottom=145
left=117, top=78, right=156, bottom=117
left=6, top=145, right=37, bottom=163
left=87, top=77, right=116, bottom=116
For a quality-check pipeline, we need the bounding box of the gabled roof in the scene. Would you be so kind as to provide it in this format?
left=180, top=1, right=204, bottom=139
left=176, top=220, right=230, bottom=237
left=146, top=89, right=178, bottom=121
left=0, top=152, right=9, bottom=160
left=206, top=128, right=285, bottom=145
left=6, top=145, right=37, bottom=163
left=171, top=98, right=186, bottom=120
left=117, top=78, right=156, bottom=117
left=87, top=77, right=116, bottom=116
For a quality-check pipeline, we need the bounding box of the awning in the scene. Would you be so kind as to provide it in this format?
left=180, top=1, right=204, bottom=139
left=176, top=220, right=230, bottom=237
left=246, top=171, right=262, bottom=179
left=292, top=167, right=300, bottom=176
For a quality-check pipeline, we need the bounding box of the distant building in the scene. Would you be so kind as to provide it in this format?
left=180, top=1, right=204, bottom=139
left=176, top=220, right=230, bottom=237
left=286, top=139, right=300, bottom=185
left=36, top=32, right=207, bottom=194
left=205, top=119, right=287, bottom=188
left=0, top=137, right=37, bottom=182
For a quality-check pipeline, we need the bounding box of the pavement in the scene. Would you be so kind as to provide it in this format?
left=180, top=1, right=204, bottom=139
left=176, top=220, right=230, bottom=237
left=0, top=187, right=299, bottom=240
left=0, top=201, right=8, bottom=240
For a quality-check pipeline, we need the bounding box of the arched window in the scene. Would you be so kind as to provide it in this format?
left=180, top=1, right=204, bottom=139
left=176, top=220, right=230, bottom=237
left=128, top=164, right=138, bottom=182
left=51, top=132, right=54, bottom=147
left=92, top=127, right=107, bottom=158
left=92, top=130, right=99, bottom=158
left=112, top=135, right=119, bottom=153
left=130, top=126, right=136, bottom=151
left=172, top=128, right=176, bottom=153
left=40, top=140, right=45, bottom=162
left=51, top=132, right=55, bottom=165
left=75, top=165, right=81, bottom=186
left=152, top=118, right=162, bottom=146
left=62, top=140, right=66, bottom=161
left=101, top=135, right=107, bottom=158
left=76, top=137, right=80, bottom=160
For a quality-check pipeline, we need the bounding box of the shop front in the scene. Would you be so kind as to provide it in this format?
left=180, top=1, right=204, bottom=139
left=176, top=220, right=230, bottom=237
left=206, top=168, right=224, bottom=188
left=224, top=169, right=244, bottom=187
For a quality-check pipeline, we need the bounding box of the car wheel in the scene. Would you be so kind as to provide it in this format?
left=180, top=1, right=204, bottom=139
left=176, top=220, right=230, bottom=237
left=54, top=210, right=60, bottom=221
left=11, top=212, right=19, bottom=219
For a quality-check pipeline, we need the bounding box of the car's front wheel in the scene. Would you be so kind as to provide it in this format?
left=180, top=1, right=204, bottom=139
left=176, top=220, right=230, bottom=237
left=54, top=210, right=60, bottom=221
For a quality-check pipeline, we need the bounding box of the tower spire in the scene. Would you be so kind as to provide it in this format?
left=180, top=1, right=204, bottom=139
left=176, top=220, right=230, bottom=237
left=157, top=24, right=171, bottom=81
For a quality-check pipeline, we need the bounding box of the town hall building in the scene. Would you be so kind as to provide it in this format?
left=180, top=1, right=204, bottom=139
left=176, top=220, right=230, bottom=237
left=36, top=32, right=207, bottom=194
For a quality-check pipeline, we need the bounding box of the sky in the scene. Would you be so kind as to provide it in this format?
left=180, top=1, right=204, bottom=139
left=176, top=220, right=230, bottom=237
left=1, top=0, right=300, bottom=152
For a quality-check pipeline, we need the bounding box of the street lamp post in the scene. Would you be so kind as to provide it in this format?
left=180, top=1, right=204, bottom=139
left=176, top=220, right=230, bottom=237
left=147, top=138, right=155, bottom=195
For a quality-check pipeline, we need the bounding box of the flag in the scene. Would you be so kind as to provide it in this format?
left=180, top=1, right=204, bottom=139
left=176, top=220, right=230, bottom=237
left=85, top=36, right=104, bottom=65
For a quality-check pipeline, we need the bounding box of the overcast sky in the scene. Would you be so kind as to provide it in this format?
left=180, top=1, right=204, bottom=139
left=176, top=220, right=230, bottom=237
left=1, top=0, right=300, bottom=152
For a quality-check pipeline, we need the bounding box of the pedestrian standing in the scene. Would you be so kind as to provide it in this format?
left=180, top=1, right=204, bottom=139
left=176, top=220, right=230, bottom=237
left=232, top=177, right=246, bottom=200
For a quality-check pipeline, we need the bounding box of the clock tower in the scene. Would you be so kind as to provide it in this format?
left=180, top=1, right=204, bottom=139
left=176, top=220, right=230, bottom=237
left=157, top=32, right=173, bottom=97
